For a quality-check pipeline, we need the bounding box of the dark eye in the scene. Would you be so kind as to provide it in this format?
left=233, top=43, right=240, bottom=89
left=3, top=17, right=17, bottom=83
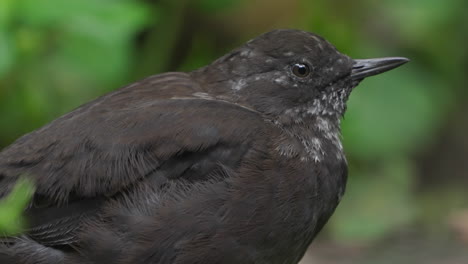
left=292, top=63, right=310, bottom=77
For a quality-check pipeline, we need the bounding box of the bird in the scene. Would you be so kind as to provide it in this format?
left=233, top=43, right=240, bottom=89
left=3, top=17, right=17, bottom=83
left=0, top=29, right=408, bottom=264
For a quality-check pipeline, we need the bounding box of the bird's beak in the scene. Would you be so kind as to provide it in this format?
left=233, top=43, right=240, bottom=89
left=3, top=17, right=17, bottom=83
left=351, top=57, right=409, bottom=80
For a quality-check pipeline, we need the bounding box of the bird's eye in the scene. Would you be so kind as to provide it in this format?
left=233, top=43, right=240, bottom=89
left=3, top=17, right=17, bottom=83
left=292, top=63, right=310, bottom=78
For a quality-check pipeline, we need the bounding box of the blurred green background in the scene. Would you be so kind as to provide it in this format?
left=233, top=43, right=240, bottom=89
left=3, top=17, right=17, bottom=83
left=0, top=0, right=467, bottom=263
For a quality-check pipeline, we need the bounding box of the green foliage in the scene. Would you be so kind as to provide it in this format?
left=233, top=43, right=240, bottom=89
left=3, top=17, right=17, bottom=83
left=0, top=0, right=150, bottom=145
left=0, top=177, right=34, bottom=235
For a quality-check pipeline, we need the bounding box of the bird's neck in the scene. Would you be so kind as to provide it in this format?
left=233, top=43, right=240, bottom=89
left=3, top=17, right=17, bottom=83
left=274, top=113, right=345, bottom=163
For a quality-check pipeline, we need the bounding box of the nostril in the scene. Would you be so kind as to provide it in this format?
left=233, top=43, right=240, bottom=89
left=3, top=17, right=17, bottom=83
left=352, top=64, right=365, bottom=69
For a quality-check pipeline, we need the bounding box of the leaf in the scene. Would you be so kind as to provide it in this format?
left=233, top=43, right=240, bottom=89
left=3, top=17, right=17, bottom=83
left=0, top=177, right=35, bottom=236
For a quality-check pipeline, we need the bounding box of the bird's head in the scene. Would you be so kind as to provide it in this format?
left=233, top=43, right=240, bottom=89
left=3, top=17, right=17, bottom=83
left=193, top=29, right=408, bottom=127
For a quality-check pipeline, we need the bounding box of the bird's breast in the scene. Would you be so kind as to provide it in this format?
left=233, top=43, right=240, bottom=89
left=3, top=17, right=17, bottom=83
left=215, top=127, right=348, bottom=263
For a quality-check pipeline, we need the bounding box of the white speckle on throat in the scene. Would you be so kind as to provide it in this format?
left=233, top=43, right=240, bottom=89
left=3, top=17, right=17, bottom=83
left=306, top=137, right=324, bottom=162
left=316, top=116, right=342, bottom=152
left=308, top=117, right=343, bottom=162
left=276, top=118, right=344, bottom=163
left=275, top=106, right=346, bottom=163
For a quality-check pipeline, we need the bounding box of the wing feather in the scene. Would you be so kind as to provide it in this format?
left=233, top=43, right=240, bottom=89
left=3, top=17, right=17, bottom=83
left=0, top=72, right=265, bottom=246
